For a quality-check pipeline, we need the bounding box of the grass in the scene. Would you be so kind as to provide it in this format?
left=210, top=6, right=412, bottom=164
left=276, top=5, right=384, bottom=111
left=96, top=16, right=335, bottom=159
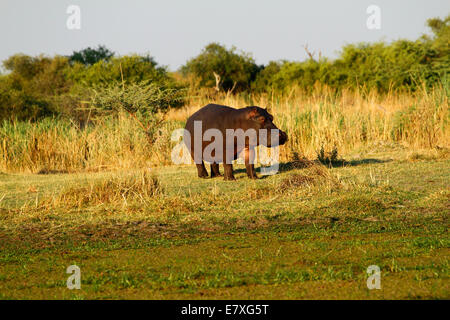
left=0, top=147, right=448, bottom=299
left=1, top=86, right=448, bottom=173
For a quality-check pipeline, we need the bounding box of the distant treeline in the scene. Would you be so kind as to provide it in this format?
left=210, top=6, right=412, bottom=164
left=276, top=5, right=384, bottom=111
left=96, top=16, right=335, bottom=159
left=0, top=15, right=448, bottom=121
left=183, top=15, right=449, bottom=93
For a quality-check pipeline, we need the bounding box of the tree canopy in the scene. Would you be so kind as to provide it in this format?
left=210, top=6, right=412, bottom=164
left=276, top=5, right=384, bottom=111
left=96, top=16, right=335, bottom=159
left=181, top=43, right=262, bottom=92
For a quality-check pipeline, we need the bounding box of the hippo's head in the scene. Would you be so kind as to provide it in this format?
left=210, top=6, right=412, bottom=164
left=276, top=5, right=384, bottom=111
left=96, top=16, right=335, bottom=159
left=245, top=106, right=288, bottom=147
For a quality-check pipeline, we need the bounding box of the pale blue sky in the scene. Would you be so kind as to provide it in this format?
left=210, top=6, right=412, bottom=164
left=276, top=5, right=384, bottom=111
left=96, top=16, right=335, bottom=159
left=1, top=0, right=449, bottom=70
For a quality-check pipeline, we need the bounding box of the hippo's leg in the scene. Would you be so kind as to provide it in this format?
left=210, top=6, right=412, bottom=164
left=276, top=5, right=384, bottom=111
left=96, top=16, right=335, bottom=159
left=245, top=164, right=257, bottom=179
left=223, top=163, right=236, bottom=181
left=244, top=147, right=258, bottom=179
left=210, top=163, right=222, bottom=178
left=196, top=162, right=209, bottom=178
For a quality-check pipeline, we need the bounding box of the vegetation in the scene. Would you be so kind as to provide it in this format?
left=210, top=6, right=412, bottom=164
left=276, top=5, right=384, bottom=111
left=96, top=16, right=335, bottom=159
left=68, top=45, right=114, bottom=66
left=0, top=50, right=182, bottom=122
left=181, top=42, right=262, bottom=93
left=0, top=150, right=448, bottom=299
left=1, top=86, right=447, bottom=173
left=88, top=81, right=185, bottom=142
left=0, top=14, right=448, bottom=300
left=0, top=54, right=71, bottom=120
left=185, top=16, right=449, bottom=94
left=1, top=16, right=447, bottom=122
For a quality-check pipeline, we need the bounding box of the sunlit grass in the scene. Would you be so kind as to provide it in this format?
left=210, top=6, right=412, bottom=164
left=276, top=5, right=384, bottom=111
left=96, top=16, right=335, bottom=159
left=0, top=148, right=448, bottom=299
left=1, top=86, right=448, bottom=173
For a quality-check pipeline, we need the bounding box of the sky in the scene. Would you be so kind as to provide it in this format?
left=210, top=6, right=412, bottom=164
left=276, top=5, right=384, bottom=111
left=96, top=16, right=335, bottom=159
left=1, top=0, right=449, bottom=71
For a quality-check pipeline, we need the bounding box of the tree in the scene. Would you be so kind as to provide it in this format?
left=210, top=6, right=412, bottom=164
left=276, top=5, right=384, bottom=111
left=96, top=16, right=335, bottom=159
left=68, top=45, right=114, bottom=66
left=252, top=61, right=282, bottom=92
left=67, top=55, right=169, bottom=87
left=0, top=54, right=71, bottom=120
left=180, top=43, right=262, bottom=92
left=425, top=15, right=449, bottom=86
left=427, top=15, right=450, bottom=40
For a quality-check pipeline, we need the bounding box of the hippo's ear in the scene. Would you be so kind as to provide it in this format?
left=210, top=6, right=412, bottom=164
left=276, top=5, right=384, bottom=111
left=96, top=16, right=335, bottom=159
left=246, top=107, right=259, bottom=120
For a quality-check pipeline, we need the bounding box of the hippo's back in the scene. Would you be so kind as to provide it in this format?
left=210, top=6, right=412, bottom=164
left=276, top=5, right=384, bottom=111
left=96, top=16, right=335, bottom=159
left=184, top=104, right=240, bottom=162
left=185, top=104, right=237, bottom=131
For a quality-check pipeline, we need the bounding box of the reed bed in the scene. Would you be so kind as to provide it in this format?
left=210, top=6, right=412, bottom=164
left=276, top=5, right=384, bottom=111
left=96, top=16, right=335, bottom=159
left=1, top=86, right=448, bottom=173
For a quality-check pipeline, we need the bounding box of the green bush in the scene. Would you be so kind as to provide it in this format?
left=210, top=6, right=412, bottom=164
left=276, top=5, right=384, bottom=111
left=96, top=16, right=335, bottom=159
left=88, top=81, right=186, bottom=142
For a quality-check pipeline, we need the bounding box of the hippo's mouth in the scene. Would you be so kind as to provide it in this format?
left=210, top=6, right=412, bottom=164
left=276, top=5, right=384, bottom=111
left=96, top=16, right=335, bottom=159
left=279, top=131, right=288, bottom=145
left=260, top=130, right=288, bottom=147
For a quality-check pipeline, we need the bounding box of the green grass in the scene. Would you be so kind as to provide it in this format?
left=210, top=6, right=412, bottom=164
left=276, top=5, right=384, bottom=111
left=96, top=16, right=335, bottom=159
left=0, top=148, right=449, bottom=299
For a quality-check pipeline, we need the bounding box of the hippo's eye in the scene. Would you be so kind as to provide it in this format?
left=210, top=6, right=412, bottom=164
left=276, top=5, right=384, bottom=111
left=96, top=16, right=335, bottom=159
left=263, top=116, right=273, bottom=124
left=257, top=116, right=265, bottom=123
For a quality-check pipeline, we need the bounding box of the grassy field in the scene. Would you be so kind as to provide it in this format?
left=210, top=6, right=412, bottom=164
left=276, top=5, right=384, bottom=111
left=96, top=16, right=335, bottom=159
left=0, top=146, right=448, bottom=299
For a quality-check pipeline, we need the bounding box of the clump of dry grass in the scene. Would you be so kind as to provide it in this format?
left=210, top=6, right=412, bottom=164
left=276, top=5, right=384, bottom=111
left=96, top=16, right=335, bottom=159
left=280, top=174, right=316, bottom=189
left=279, top=162, right=340, bottom=192
left=407, top=147, right=450, bottom=161
left=48, top=170, right=162, bottom=208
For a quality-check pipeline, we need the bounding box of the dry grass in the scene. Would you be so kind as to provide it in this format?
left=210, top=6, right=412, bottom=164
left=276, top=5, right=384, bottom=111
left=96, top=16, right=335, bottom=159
left=0, top=115, right=181, bottom=173
left=407, top=147, right=450, bottom=161
left=43, top=170, right=161, bottom=208
left=279, top=162, right=341, bottom=192
left=0, top=85, right=448, bottom=173
left=171, top=85, right=449, bottom=162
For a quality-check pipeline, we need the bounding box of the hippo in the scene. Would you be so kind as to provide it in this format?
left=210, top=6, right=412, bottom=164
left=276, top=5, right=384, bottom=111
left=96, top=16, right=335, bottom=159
left=184, top=104, right=288, bottom=180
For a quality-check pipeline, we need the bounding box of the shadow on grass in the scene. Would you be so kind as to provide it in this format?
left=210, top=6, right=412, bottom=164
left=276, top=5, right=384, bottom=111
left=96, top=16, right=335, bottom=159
left=275, top=158, right=392, bottom=173
left=176, top=157, right=392, bottom=179
left=230, top=167, right=270, bottom=179
left=343, top=158, right=392, bottom=167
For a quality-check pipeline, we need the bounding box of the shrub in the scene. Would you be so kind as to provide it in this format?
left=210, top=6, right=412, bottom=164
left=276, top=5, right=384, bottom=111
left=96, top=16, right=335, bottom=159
left=88, top=81, right=186, bottom=142
left=0, top=51, right=184, bottom=121
left=316, top=145, right=342, bottom=166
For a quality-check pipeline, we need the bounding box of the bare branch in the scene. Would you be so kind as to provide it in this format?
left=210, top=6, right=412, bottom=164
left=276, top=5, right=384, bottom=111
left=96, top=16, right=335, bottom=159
left=213, top=72, right=221, bottom=92
left=303, top=44, right=316, bottom=61
left=226, top=81, right=237, bottom=97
